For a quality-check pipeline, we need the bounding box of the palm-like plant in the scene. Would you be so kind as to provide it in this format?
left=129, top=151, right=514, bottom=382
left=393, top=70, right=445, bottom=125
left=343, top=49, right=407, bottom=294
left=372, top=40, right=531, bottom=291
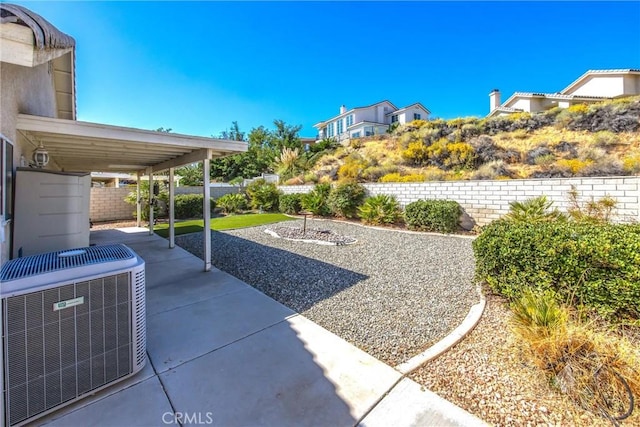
left=504, top=196, right=565, bottom=223
left=358, top=195, right=402, bottom=225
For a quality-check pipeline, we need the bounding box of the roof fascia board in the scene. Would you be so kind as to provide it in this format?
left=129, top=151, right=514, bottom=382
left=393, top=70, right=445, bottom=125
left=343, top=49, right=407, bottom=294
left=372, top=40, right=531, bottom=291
left=16, top=114, right=248, bottom=152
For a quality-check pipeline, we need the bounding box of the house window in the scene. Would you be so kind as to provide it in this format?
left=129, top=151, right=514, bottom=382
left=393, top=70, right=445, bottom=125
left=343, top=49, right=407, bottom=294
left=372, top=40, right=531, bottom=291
left=346, top=114, right=354, bottom=127
left=364, top=126, right=375, bottom=136
left=414, top=113, right=421, bottom=120
left=1, top=137, right=13, bottom=220
left=391, top=115, right=398, bottom=123
left=351, top=131, right=361, bottom=138
left=337, top=119, right=343, bottom=134
left=326, top=123, right=334, bottom=137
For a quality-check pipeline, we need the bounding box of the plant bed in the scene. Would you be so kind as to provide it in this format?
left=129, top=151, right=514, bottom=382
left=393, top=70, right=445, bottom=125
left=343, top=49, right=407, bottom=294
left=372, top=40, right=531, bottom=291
left=264, top=226, right=357, bottom=246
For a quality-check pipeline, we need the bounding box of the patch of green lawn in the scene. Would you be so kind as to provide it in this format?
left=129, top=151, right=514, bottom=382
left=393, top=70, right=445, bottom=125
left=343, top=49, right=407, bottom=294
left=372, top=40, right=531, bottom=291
left=153, top=213, right=295, bottom=238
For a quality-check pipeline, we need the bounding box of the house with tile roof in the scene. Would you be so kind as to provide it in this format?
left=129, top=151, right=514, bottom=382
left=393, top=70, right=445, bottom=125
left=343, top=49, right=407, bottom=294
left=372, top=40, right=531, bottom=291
left=313, top=101, right=430, bottom=144
left=487, top=69, right=640, bottom=117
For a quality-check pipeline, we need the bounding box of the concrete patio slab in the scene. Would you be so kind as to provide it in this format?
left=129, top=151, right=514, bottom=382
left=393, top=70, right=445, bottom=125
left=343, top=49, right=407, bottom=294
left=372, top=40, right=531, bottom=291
left=145, top=270, right=248, bottom=316
left=42, top=375, right=173, bottom=427
left=124, top=240, right=196, bottom=263
left=160, top=316, right=401, bottom=427
left=89, top=227, right=154, bottom=245
left=144, top=254, right=217, bottom=288
left=359, top=378, right=488, bottom=427
left=32, top=227, right=486, bottom=427
left=147, top=287, right=295, bottom=373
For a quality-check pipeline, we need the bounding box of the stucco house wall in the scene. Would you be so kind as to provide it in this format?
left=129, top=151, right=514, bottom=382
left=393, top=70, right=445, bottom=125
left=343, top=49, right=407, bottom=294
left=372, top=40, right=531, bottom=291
left=508, top=97, right=533, bottom=112
left=623, top=74, right=640, bottom=94
left=0, top=60, right=59, bottom=265
left=564, top=75, right=624, bottom=97
left=396, top=106, right=428, bottom=124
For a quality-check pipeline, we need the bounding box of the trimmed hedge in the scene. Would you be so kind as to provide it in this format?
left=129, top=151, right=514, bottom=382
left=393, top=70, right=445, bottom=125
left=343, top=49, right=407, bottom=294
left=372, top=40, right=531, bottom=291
left=473, top=221, right=640, bottom=321
left=279, top=193, right=303, bottom=215
left=174, top=194, right=215, bottom=219
left=404, top=199, right=460, bottom=233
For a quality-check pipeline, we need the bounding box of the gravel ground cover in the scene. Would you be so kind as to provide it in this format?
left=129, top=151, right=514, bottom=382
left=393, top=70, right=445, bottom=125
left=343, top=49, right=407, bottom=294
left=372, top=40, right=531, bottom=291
left=411, top=294, right=640, bottom=426
left=175, top=219, right=479, bottom=366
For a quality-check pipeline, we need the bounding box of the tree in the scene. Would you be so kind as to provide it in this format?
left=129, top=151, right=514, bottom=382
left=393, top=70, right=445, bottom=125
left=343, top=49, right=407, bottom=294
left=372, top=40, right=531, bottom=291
left=218, top=121, right=245, bottom=141
left=208, top=120, right=304, bottom=182
left=175, top=163, right=203, bottom=186
left=271, top=119, right=302, bottom=151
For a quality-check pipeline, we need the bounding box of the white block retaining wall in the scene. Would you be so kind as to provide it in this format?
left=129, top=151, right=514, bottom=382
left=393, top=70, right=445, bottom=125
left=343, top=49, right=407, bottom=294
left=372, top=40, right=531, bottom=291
left=176, top=185, right=242, bottom=199
left=280, top=177, right=640, bottom=226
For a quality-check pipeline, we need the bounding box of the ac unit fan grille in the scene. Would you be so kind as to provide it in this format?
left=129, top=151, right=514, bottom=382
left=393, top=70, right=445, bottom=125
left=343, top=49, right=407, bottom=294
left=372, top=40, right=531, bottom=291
left=3, top=273, right=133, bottom=426
left=0, top=244, right=134, bottom=282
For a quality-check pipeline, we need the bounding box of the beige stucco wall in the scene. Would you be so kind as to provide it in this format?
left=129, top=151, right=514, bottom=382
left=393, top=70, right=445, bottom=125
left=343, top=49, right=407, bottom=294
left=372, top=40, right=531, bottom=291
left=622, top=74, right=640, bottom=95
left=0, top=59, right=59, bottom=265
left=568, top=75, right=625, bottom=97
left=90, top=187, right=134, bottom=222
left=508, top=98, right=533, bottom=112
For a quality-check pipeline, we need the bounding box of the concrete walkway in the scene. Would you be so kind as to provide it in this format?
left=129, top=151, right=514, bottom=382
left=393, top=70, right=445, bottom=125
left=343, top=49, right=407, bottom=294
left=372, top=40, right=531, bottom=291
left=38, top=227, right=486, bottom=427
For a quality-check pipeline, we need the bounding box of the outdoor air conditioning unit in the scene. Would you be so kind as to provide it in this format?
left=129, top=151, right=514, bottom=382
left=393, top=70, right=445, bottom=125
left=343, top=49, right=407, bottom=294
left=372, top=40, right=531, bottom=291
left=0, top=244, right=146, bottom=426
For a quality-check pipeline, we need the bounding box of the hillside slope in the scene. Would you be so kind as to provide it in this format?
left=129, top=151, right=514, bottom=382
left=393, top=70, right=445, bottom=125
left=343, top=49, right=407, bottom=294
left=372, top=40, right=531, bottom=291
left=292, top=96, right=640, bottom=184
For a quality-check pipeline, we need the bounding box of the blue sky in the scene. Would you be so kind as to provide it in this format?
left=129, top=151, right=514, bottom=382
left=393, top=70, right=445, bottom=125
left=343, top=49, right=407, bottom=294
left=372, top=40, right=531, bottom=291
left=14, top=1, right=640, bottom=138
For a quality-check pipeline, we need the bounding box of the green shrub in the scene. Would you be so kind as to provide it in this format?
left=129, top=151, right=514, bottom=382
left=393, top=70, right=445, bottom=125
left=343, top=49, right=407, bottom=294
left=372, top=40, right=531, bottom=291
left=279, top=193, right=303, bottom=215
left=404, top=199, right=461, bottom=233
left=217, top=193, right=248, bottom=214
left=358, top=195, right=402, bottom=225
left=401, top=141, right=430, bottom=165
left=174, top=194, right=216, bottom=219
left=473, top=221, right=640, bottom=321
left=245, top=179, right=281, bottom=212
left=301, top=183, right=332, bottom=216
left=503, top=196, right=565, bottom=224
left=327, top=182, right=366, bottom=218
left=124, top=181, right=169, bottom=221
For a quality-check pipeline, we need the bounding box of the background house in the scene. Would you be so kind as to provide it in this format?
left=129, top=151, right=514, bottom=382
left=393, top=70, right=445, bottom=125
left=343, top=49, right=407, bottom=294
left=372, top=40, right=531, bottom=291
left=488, top=69, right=640, bottom=117
left=314, top=101, right=430, bottom=144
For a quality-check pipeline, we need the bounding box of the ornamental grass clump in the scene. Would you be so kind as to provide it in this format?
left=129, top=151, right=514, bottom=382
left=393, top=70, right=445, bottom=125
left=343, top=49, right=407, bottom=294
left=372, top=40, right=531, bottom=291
left=510, top=290, right=640, bottom=422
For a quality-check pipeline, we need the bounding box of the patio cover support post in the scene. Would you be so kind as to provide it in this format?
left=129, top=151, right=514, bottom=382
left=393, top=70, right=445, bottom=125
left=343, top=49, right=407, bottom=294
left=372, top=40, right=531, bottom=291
left=136, top=171, right=141, bottom=228
left=168, top=167, right=175, bottom=249
left=203, top=159, right=212, bottom=272
left=148, top=167, right=154, bottom=236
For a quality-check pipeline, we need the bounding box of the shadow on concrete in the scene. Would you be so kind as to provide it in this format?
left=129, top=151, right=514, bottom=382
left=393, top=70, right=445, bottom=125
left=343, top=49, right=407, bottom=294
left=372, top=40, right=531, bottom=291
left=39, top=227, right=384, bottom=427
